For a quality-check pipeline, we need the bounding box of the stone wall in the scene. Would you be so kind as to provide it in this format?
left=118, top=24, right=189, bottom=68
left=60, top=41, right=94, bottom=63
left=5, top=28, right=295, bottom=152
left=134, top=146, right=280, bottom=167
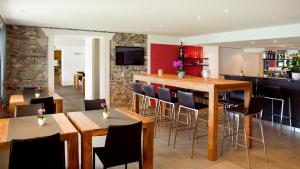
left=110, top=33, right=147, bottom=108
left=5, top=25, right=48, bottom=99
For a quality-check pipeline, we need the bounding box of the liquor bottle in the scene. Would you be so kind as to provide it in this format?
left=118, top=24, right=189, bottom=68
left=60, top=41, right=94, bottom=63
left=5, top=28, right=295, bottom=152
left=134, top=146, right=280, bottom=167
left=179, top=42, right=184, bottom=61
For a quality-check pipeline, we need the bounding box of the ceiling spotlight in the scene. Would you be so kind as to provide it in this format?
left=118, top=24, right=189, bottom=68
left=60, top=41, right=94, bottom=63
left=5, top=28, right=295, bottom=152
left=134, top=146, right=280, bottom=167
left=62, top=13, right=67, bottom=17
left=251, top=41, right=255, bottom=44
left=282, top=45, right=286, bottom=48
left=159, top=25, right=163, bottom=28
left=273, top=40, right=278, bottom=43
left=197, top=16, right=201, bottom=19
left=224, top=9, right=229, bottom=13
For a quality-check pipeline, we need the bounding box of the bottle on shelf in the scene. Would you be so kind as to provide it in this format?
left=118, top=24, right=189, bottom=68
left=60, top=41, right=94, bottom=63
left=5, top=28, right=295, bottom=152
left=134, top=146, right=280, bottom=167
left=179, top=42, right=184, bottom=61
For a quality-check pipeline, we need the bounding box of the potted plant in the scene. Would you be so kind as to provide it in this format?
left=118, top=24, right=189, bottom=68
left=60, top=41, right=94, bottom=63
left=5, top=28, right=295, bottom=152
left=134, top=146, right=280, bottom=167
left=284, top=57, right=300, bottom=80
left=37, top=108, right=46, bottom=126
left=173, top=60, right=185, bottom=78
left=101, top=103, right=110, bottom=119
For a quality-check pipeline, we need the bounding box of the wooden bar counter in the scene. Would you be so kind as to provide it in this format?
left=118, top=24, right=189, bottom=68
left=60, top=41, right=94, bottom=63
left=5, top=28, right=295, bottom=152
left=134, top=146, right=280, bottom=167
left=133, top=74, right=252, bottom=161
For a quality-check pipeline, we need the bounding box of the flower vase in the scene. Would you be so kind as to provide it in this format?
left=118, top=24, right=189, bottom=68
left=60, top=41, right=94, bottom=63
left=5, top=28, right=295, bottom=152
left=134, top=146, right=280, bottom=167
left=202, top=70, right=210, bottom=80
left=38, top=118, right=46, bottom=126
left=103, top=112, right=110, bottom=119
left=178, top=71, right=185, bottom=78
left=35, top=93, right=41, bottom=98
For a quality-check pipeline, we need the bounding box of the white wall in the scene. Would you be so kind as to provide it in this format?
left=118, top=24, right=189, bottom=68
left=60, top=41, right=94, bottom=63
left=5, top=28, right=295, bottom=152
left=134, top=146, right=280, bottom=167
left=219, top=47, right=262, bottom=76
left=60, top=46, right=85, bottom=86
left=203, top=46, right=219, bottom=78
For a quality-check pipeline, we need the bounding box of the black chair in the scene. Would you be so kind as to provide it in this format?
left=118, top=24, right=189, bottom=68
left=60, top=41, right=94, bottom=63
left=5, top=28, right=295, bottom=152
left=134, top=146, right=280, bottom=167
left=221, top=97, right=269, bottom=169
left=9, top=133, right=65, bottom=169
left=142, top=85, right=159, bottom=116
left=30, top=97, right=56, bottom=114
left=15, top=103, right=43, bottom=117
left=173, top=91, right=208, bottom=158
left=131, top=83, right=145, bottom=113
left=93, top=122, right=142, bottom=169
left=156, top=87, right=178, bottom=144
left=84, top=99, right=106, bottom=111
left=259, top=85, right=292, bottom=135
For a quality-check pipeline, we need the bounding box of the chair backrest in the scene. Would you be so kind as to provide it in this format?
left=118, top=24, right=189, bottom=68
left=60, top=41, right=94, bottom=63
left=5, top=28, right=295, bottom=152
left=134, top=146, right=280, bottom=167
left=103, top=122, right=142, bottom=168
left=158, top=87, right=171, bottom=102
left=178, top=91, right=195, bottom=109
left=246, top=97, right=264, bottom=115
left=30, top=97, right=55, bottom=114
left=15, top=104, right=43, bottom=117
left=9, top=133, right=65, bottom=169
left=259, top=85, right=281, bottom=99
left=228, top=91, right=244, bottom=100
left=133, top=83, right=143, bottom=94
left=144, top=85, right=155, bottom=98
left=84, top=99, right=106, bottom=111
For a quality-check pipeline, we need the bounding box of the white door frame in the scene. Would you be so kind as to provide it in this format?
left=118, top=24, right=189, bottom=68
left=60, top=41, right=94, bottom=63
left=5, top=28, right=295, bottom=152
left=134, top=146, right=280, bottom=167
left=43, top=28, right=114, bottom=105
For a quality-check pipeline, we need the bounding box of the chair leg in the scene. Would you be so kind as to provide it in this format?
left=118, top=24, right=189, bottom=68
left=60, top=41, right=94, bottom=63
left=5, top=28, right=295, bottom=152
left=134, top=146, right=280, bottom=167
left=93, top=151, right=96, bottom=169
left=235, top=114, right=240, bottom=150
left=140, top=95, right=144, bottom=115
left=243, top=122, right=251, bottom=169
left=168, top=104, right=175, bottom=146
left=154, top=101, right=161, bottom=136
left=191, top=118, right=199, bottom=158
left=139, top=160, right=143, bottom=169
left=220, top=111, right=227, bottom=156
left=271, top=99, right=274, bottom=126
left=131, top=94, right=135, bottom=112
left=125, top=163, right=127, bottom=169
left=259, top=117, right=269, bottom=164
left=288, top=98, right=293, bottom=131
left=279, top=100, right=284, bottom=136
left=173, top=106, right=181, bottom=149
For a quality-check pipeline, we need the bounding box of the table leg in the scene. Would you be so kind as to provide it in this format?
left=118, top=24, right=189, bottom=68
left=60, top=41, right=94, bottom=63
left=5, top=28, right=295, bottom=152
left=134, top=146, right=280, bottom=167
left=73, top=75, right=76, bottom=90
left=208, top=87, right=219, bottom=161
left=135, top=94, right=140, bottom=114
left=81, top=132, right=92, bottom=169
left=143, top=123, right=154, bottom=169
left=55, top=99, right=63, bottom=113
left=244, top=87, right=253, bottom=148
left=68, top=133, right=79, bottom=169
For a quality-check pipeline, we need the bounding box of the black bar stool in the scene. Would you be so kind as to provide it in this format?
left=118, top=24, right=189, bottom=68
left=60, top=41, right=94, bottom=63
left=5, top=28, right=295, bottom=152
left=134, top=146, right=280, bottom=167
left=260, top=85, right=293, bottom=135
left=131, top=83, right=145, bottom=113
left=221, top=97, right=269, bottom=169
left=173, top=91, right=208, bottom=158
left=156, top=87, right=178, bottom=144
left=142, top=85, right=159, bottom=116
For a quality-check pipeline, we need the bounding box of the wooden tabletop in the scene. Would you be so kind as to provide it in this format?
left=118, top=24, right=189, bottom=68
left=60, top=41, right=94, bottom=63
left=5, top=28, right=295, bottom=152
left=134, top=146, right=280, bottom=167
left=67, top=108, right=153, bottom=133
left=9, top=92, right=63, bottom=104
left=134, top=74, right=251, bottom=92
left=0, top=113, right=77, bottom=148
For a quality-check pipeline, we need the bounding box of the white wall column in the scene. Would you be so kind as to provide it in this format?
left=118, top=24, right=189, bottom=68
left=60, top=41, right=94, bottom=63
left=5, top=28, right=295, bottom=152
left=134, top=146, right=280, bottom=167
left=203, top=46, right=219, bottom=78
left=47, top=35, right=55, bottom=93
left=84, top=38, right=96, bottom=99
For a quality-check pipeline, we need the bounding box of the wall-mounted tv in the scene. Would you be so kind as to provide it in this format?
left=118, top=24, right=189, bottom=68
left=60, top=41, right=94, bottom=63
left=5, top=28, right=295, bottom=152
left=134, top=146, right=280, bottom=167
left=116, top=46, right=144, bottom=65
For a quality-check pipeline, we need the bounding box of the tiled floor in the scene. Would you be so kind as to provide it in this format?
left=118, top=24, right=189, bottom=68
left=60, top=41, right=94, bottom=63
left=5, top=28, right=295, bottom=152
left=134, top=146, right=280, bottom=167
left=55, top=85, right=85, bottom=113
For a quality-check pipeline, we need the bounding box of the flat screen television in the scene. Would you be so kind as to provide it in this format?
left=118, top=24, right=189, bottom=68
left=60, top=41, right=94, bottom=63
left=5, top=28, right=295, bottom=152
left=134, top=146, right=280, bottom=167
left=116, top=46, right=144, bottom=65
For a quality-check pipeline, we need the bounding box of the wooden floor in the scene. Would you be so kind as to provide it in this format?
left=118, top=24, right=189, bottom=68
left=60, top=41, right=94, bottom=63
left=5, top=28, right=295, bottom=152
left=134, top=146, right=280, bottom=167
left=91, top=118, right=300, bottom=169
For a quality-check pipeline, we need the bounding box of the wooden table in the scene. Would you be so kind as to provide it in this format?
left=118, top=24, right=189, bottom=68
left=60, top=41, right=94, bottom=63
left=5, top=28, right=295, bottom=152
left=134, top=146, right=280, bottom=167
left=67, top=108, right=154, bottom=169
left=8, top=93, right=63, bottom=117
left=73, top=74, right=84, bottom=90
left=133, top=74, right=252, bottom=161
left=0, top=113, right=79, bottom=169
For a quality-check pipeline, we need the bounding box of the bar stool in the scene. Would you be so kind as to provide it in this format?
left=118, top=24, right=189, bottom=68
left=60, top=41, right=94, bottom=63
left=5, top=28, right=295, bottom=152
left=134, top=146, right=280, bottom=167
left=156, top=87, right=178, bottom=144
left=131, top=83, right=145, bottom=113
left=221, top=97, right=269, bottom=169
left=173, top=91, right=208, bottom=157
left=142, top=85, right=159, bottom=116
left=260, top=85, right=293, bottom=135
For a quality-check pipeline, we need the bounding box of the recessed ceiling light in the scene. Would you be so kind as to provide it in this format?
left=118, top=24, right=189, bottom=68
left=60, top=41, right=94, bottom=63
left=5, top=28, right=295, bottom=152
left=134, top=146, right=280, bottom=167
left=159, top=25, right=163, bottom=28
left=196, top=16, right=201, bottom=19
left=273, top=40, right=278, bottom=43
left=62, top=14, right=67, bottom=17
left=224, top=9, right=229, bottom=13
left=251, top=41, right=255, bottom=44
left=282, top=45, right=286, bottom=48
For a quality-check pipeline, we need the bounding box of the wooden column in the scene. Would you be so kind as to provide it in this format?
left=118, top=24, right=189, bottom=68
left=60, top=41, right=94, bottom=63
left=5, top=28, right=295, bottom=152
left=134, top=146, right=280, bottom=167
left=143, top=122, right=154, bottom=169
left=81, top=132, right=92, bottom=169
left=67, top=133, right=79, bottom=169
left=207, top=86, right=219, bottom=161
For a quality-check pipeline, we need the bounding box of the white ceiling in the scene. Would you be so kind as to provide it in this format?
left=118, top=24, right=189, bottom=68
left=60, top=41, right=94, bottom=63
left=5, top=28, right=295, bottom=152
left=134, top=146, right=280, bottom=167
left=54, top=36, right=85, bottom=48
left=1, top=0, right=300, bottom=37
left=207, top=37, right=300, bottom=49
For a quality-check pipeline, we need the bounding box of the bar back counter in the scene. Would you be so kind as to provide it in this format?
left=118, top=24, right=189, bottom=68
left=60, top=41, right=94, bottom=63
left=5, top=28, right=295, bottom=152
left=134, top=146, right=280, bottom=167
left=224, top=75, right=300, bottom=129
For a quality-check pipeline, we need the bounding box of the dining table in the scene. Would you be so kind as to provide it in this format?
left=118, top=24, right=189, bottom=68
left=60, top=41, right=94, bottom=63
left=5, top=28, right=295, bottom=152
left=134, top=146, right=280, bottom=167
left=8, top=92, right=63, bottom=117
left=0, top=113, right=79, bottom=169
left=133, top=73, right=252, bottom=161
left=67, top=108, right=154, bottom=169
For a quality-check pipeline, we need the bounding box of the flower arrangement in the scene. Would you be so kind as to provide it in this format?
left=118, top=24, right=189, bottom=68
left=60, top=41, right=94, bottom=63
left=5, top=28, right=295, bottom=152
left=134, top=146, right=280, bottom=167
left=101, top=102, right=109, bottom=113
left=37, top=108, right=46, bottom=126
left=37, top=108, right=46, bottom=119
left=173, top=60, right=184, bottom=72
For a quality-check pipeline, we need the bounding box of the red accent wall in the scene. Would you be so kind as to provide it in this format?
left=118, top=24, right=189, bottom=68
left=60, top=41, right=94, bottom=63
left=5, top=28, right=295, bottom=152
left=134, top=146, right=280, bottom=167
left=150, top=44, right=180, bottom=74
left=183, top=46, right=203, bottom=77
